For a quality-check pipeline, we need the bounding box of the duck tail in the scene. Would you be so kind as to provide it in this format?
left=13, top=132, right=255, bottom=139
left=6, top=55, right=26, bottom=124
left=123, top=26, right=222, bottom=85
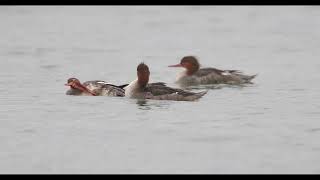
left=249, top=73, right=258, bottom=80
left=197, top=90, right=208, bottom=97
left=186, top=90, right=208, bottom=101
left=243, top=73, right=258, bottom=84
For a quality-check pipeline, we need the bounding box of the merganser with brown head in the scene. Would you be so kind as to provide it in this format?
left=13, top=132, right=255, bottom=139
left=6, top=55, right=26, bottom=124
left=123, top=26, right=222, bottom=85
left=65, top=78, right=127, bottom=97
left=125, top=63, right=207, bottom=101
left=169, top=56, right=257, bottom=87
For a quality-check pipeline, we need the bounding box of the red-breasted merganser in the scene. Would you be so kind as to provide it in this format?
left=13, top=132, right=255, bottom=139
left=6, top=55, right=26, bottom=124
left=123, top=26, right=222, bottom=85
left=124, top=63, right=207, bottom=101
left=65, top=78, right=128, bottom=97
left=168, top=56, right=257, bottom=87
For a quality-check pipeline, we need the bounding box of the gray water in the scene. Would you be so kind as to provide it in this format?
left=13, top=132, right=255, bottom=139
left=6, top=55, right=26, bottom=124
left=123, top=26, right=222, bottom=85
left=0, top=6, right=320, bottom=174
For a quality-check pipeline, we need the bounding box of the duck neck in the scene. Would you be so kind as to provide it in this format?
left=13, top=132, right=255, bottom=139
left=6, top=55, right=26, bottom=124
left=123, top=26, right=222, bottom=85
left=185, top=64, right=199, bottom=76
left=137, top=72, right=149, bottom=88
left=71, top=83, right=96, bottom=96
left=67, top=87, right=83, bottom=95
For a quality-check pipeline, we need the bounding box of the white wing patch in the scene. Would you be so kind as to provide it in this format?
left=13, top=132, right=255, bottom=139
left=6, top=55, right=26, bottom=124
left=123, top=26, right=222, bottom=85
left=221, top=71, right=231, bottom=76
left=96, top=81, right=108, bottom=84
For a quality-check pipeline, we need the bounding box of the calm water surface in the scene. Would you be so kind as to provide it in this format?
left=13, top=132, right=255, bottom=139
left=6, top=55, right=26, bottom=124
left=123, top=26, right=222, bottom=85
left=0, top=6, right=320, bottom=173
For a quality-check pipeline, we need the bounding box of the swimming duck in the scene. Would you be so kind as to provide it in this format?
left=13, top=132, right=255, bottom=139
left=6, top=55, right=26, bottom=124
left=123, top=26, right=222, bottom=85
left=125, top=63, right=207, bottom=101
left=168, top=56, right=257, bottom=87
left=65, top=78, right=127, bottom=97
